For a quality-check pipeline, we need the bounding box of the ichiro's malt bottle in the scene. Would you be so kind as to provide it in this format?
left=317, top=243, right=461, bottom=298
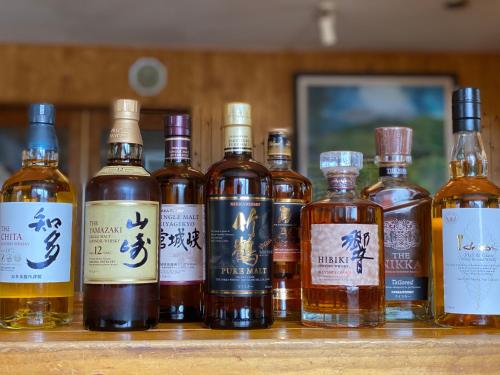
left=0, top=104, right=76, bottom=328
left=432, top=88, right=500, bottom=328
left=301, top=151, right=385, bottom=328
left=83, top=99, right=160, bottom=331
left=267, top=130, right=312, bottom=320
left=153, top=114, right=205, bottom=322
left=205, top=103, right=273, bottom=329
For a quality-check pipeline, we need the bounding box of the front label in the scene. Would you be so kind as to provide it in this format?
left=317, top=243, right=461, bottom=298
left=208, top=196, right=272, bottom=296
left=160, top=204, right=205, bottom=284
left=442, top=208, right=500, bottom=315
left=272, top=201, right=304, bottom=262
left=0, top=202, right=73, bottom=283
left=311, top=224, right=380, bottom=286
left=95, top=166, right=150, bottom=177
left=84, top=200, right=159, bottom=284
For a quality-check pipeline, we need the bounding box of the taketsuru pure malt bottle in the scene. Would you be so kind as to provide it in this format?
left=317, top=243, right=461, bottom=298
left=153, top=114, right=205, bottom=322
left=0, top=103, right=77, bottom=329
left=433, top=87, right=500, bottom=328
left=83, top=99, right=160, bottom=331
left=205, top=102, right=273, bottom=329
left=267, top=130, right=312, bottom=320
left=301, top=151, right=384, bottom=328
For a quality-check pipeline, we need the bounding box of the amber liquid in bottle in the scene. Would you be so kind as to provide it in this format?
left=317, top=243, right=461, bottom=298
left=153, top=115, right=205, bottom=322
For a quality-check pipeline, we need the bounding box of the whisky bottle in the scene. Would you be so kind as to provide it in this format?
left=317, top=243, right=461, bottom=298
left=433, top=87, right=500, bottom=328
left=0, top=103, right=76, bottom=328
left=267, top=130, right=312, bottom=320
left=153, top=114, right=205, bottom=322
left=362, top=127, right=431, bottom=321
left=301, top=151, right=384, bottom=328
left=205, top=102, right=273, bottom=329
left=83, top=99, right=160, bottom=331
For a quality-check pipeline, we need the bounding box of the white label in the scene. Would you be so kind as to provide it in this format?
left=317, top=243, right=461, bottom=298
left=0, top=202, right=73, bottom=283
left=160, top=204, right=205, bottom=283
left=443, top=208, right=500, bottom=315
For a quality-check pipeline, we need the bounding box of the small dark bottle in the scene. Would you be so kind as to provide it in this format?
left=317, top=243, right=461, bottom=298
left=153, top=114, right=205, bottom=322
left=83, top=99, right=160, bottom=331
left=205, top=102, right=273, bottom=329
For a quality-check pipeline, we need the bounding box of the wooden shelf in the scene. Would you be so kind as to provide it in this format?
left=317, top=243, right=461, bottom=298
left=0, top=303, right=498, bottom=374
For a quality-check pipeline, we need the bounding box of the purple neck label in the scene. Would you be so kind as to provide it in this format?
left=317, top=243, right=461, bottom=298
left=166, top=136, right=190, bottom=161
left=380, top=166, right=407, bottom=178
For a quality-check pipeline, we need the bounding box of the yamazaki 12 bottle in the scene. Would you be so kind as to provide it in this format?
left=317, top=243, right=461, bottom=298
left=83, top=99, right=160, bottom=331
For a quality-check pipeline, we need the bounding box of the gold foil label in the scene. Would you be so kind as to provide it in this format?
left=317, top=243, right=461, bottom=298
left=108, top=119, right=143, bottom=145
left=223, top=125, right=252, bottom=152
left=311, top=224, right=380, bottom=286
left=84, top=200, right=159, bottom=284
left=95, top=166, right=150, bottom=177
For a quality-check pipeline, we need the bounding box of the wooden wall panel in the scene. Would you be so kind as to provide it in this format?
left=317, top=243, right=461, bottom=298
left=0, top=44, right=499, bottom=181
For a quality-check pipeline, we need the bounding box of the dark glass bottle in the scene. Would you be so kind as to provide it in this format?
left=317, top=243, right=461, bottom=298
left=83, top=99, right=160, bottom=331
left=205, top=102, right=273, bottom=329
left=267, top=130, right=312, bottom=320
left=153, top=114, right=205, bottom=322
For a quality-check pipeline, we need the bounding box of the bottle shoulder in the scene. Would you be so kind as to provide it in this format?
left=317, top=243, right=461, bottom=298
left=304, top=196, right=382, bottom=211
left=361, top=179, right=431, bottom=207
left=206, top=157, right=271, bottom=179
left=434, top=176, right=500, bottom=203
left=270, top=169, right=312, bottom=185
left=153, top=165, right=204, bottom=182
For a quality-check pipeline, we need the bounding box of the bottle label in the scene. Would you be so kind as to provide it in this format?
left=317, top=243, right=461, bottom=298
left=208, top=196, right=272, bottom=296
left=84, top=200, right=159, bottom=284
left=165, top=137, right=190, bottom=161
left=442, top=208, right=500, bottom=315
left=95, top=166, right=150, bottom=177
left=379, top=167, right=408, bottom=178
left=272, top=200, right=304, bottom=262
left=0, top=202, right=73, bottom=283
left=384, top=213, right=428, bottom=301
left=160, top=204, right=205, bottom=284
left=311, top=223, right=380, bottom=286
left=223, top=125, right=252, bottom=152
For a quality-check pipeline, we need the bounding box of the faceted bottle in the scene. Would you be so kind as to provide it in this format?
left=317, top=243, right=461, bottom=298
left=83, top=99, right=160, bottom=331
left=362, top=127, right=431, bottom=321
left=267, top=130, right=312, bottom=320
left=301, top=151, right=384, bottom=328
left=153, top=114, right=205, bottom=322
left=0, top=103, right=76, bottom=329
left=205, top=102, right=273, bottom=329
left=432, top=88, right=500, bottom=328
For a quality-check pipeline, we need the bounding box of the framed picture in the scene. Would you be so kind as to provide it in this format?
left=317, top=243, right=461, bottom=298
left=295, top=74, right=455, bottom=199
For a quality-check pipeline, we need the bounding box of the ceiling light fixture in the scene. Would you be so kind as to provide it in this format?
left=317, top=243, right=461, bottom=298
left=317, top=1, right=337, bottom=47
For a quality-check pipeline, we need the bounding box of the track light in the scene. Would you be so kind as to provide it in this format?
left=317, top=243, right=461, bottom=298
left=317, top=1, right=337, bottom=47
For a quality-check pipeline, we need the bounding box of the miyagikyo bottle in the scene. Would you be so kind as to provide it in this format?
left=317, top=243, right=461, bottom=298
left=83, top=99, right=160, bottom=331
left=433, top=88, right=500, bottom=328
left=205, top=103, right=273, bottom=329
left=301, top=151, right=384, bottom=328
left=268, top=130, right=312, bottom=320
left=0, top=104, right=76, bottom=328
left=153, top=114, right=205, bottom=322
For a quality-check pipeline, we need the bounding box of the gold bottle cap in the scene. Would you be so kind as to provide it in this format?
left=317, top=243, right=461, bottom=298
left=268, top=129, right=292, bottom=157
left=108, top=98, right=143, bottom=145
left=224, top=102, right=252, bottom=126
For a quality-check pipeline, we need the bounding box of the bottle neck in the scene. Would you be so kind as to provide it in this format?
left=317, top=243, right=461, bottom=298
left=22, top=149, right=58, bottom=167
left=378, top=162, right=409, bottom=181
left=326, top=172, right=358, bottom=198
left=164, top=135, right=191, bottom=166
left=450, top=131, right=488, bottom=178
left=107, top=143, right=144, bottom=166
left=268, top=156, right=291, bottom=170
left=223, top=124, right=253, bottom=158
left=22, top=122, right=59, bottom=167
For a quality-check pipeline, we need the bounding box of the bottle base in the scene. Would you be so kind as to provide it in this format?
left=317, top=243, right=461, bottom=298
left=84, top=318, right=158, bottom=331
left=385, top=305, right=430, bottom=321
left=434, top=313, right=500, bottom=328
left=160, top=305, right=202, bottom=323
left=204, top=318, right=273, bottom=330
left=301, top=310, right=383, bottom=328
left=273, top=310, right=300, bottom=321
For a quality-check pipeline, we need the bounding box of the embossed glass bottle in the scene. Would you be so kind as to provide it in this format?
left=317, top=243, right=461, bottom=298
left=0, top=104, right=76, bottom=329
left=362, top=127, right=431, bottom=321
left=153, top=114, right=205, bottom=322
left=433, top=88, right=500, bottom=328
left=267, top=130, right=312, bottom=320
left=83, top=99, right=160, bottom=331
left=205, top=102, right=273, bottom=329
left=301, top=151, right=384, bottom=328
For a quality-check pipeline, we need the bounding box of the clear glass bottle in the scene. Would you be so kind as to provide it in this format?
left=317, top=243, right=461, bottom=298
left=267, top=129, right=312, bottom=320
left=153, top=114, right=205, bottom=322
left=301, top=151, right=384, bottom=328
left=362, top=127, right=431, bottom=321
left=205, top=102, right=273, bottom=329
left=432, top=87, right=500, bottom=328
left=0, top=103, right=76, bottom=329
left=83, top=99, right=160, bottom=331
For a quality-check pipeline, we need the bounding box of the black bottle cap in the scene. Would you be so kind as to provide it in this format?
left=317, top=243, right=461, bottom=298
left=452, top=87, right=481, bottom=133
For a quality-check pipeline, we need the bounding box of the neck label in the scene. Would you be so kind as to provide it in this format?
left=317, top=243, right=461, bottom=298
left=380, top=167, right=408, bottom=178
left=165, top=136, right=191, bottom=161
left=224, top=125, right=252, bottom=152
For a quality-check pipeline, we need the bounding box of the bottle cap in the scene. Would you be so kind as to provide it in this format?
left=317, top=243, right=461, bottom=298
left=267, top=129, right=291, bottom=158
left=29, top=103, right=55, bottom=125
left=112, top=99, right=141, bottom=121
left=224, top=102, right=252, bottom=126
left=164, top=114, right=190, bottom=137
left=320, top=151, right=363, bottom=175
left=108, top=98, right=143, bottom=145
left=452, top=87, right=481, bottom=132
left=375, top=126, right=412, bottom=163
